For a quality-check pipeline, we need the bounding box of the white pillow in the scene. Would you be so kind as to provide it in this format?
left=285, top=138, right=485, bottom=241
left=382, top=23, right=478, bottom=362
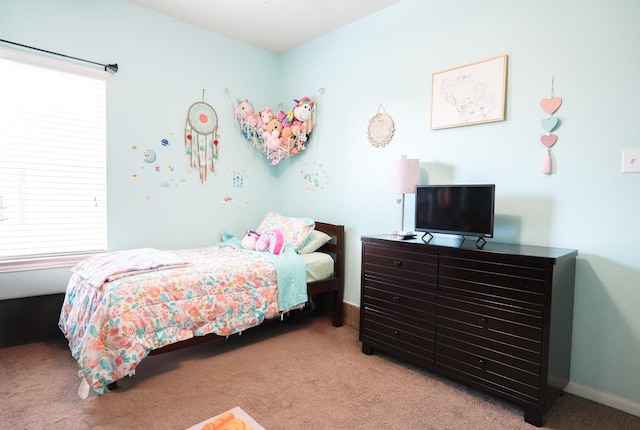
left=297, top=230, right=332, bottom=254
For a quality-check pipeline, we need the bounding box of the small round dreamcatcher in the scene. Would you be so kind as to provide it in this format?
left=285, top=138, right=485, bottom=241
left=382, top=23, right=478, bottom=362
left=185, top=91, right=219, bottom=183
left=367, top=104, right=395, bottom=148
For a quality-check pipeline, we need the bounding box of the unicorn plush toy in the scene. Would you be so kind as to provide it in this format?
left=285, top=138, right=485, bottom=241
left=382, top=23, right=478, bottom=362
left=254, top=229, right=284, bottom=255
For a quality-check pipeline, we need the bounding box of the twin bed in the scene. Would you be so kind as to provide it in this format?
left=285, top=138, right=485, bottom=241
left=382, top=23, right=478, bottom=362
left=58, top=215, right=344, bottom=395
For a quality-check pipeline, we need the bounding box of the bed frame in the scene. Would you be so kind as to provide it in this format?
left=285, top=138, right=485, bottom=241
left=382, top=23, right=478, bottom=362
left=143, top=221, right=345, bottom=357
left=104, top=222, right=344, bottom=390
left=304, top=221, right=345, bottom=327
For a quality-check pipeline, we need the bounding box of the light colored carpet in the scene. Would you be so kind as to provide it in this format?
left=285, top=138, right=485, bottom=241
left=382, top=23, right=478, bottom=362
left=1, top=315, right=639, bottom=429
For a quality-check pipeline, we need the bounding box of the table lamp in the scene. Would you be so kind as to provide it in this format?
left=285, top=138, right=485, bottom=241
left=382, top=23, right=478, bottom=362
left=389, top=156, right=420, bottom=234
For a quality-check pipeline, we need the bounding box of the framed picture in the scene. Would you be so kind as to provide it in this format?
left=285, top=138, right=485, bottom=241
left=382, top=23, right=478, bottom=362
left=430, top=55, right=508, bottom=130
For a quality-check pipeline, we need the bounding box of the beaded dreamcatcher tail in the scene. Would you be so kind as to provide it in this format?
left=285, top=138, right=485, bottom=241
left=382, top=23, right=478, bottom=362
left=185, top=90, right=219, bottom=183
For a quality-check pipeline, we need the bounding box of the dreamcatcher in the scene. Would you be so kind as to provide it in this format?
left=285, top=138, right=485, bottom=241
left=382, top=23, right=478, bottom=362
left=185, top=90, right=219, bottom=183
left=226, top=88, right=323, bottom=165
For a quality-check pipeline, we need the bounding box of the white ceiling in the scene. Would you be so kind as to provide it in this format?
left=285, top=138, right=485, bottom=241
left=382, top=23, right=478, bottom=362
left=128, top=0, right=403, bottom=54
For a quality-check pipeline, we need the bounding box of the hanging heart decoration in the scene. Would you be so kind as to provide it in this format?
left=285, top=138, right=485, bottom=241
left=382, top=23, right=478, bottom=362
left=540, top=97, right=563, bottom=114
left=541, top=116, right=559, bottom=132
left=538, top=78, right=562, bottom=175
left=541, top=134, right=558, bottom=148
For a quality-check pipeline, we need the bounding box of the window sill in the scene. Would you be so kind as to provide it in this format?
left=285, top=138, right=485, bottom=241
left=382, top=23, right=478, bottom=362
left=0, top=252, right=101, bottom=273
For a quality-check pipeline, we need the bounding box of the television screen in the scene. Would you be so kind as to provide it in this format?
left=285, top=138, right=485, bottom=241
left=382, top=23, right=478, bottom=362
left=414, top=184, right=495, bottom=238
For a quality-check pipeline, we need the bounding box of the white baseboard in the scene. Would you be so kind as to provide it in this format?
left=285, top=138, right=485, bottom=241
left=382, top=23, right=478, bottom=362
left=565, top=381, right=640, bottom=418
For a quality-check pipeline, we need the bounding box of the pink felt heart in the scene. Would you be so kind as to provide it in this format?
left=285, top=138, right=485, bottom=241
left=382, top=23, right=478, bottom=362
left=540, top=97, right=562, bottom=114
left=541, top=134, right=557, bottom=148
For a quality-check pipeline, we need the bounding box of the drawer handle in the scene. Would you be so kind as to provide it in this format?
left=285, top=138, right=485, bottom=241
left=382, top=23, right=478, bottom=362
left=393, top=295, right=401, bottom=302
left=393, top=330, right=400, bottom=336
left=478, top=358, right=487, bottom=368
left=393, top=260, right=402, bottom=267
left=479, top=317, right=488, bottom=325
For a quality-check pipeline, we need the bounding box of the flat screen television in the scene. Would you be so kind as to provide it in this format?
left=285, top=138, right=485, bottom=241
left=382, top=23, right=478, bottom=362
left=414, top=184, right=495, bottom=242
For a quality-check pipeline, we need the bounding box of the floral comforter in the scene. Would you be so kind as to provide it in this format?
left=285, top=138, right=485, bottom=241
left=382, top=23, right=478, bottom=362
left=59, top=244, right=306, bottom=395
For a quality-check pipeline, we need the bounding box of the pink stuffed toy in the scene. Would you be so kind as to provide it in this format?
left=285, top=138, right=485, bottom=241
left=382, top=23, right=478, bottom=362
left=256, top=107, right=274, bottom=132
left=254, top=229, right=284, bottom=255
left=241, top=230, right=260, bottom=250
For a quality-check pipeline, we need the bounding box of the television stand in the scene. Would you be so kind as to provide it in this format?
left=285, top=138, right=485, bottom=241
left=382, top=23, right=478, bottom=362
left=474, top=236, right=486, bottom=249
left=422, top=233, right=486, bottom=249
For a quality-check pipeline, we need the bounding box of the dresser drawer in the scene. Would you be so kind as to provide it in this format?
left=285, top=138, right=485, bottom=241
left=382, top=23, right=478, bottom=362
left=435, top=338, right=540, bottom=406
left=363, top=242, right=438, bottom=285
left=361, top=307, right=435, bottom=367
left=439, top=252, right=548, bottom=307
left=437, top=293, right=542, bottom=357
left=363, top=277, right=436, bottom=321
left=436, top=323, right=541, bottom=376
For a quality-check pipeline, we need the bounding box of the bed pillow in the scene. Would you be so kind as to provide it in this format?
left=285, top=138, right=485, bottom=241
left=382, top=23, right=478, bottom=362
left=256, top=212, right=315, bottom=252
left=297, top=229, right=332, bottom=254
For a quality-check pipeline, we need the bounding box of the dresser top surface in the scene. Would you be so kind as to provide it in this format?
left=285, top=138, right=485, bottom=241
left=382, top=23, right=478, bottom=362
left=362, top=234, right=577, bottom=261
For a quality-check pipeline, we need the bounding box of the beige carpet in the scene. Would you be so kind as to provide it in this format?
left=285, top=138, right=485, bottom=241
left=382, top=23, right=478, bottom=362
left=1, top=314, right=639, bottom=430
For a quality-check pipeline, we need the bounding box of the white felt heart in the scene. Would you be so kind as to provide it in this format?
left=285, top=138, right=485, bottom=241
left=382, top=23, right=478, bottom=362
left=541, top=134, right=557, bottom=148
left=541, top=116, right=559, bottom=132
left=540, top=97, right=562, bottom=114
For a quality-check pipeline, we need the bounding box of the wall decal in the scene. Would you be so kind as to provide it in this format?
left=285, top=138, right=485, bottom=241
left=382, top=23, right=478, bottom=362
left=143, top=149, right=157, bottom=163
left=300, top=161, right=331, bottom=191
left=232, top=170, right=246, bottom=188
left=128, top=133, right=187, bottom=192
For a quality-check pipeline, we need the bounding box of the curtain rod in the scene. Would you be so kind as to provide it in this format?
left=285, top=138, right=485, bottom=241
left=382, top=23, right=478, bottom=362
left=0, top=39, right=118, bottom=73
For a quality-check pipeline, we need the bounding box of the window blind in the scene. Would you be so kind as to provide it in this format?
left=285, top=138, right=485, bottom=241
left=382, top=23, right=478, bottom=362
left=0, top=49, right=107, bottom=269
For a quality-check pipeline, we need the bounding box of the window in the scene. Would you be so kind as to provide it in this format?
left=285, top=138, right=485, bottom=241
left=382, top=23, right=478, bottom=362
left=0, top=47, right=107, bottom=272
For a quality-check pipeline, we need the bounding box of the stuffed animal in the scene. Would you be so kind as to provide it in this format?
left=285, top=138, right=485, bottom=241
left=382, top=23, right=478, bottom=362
left=241, top=230, right=260, bottom=250
left=254, top=229, right=284, bottom=254
left=236, top=100, right=258, bottom=136
left=256, top=107, right=274, bottom=133
left=293, top=97, right=314, bottom=122
left=236, top=100, right=253, bottom=120
left=262, top=118, right=283, bottom=151
left=281, top=126, right=294, bottom=139
left=283, top=97, right=314, bottom=138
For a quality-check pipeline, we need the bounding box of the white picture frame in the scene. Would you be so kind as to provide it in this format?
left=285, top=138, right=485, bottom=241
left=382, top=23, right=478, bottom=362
left=430, top=55, right=508, bottom=130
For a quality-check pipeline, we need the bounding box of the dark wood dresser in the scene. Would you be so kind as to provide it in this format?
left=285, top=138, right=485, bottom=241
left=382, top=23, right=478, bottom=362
left=360, top=234, right=577, bottom=427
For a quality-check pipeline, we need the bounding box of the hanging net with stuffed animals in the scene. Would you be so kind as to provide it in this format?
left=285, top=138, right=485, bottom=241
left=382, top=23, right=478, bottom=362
left=226, top=89, right=322, bottom=165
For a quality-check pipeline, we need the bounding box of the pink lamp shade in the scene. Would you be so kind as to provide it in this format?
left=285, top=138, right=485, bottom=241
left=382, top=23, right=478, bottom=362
left=389, top=158, right=420, bottom=194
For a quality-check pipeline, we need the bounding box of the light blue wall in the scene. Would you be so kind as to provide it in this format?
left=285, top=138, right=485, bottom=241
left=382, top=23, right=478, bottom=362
left=279, top=0, right=640, bottom=413
left=0, top=0, right=282, bottom=295
left=277, top=0, right=640, bottom=411
left=1, top=0, right=639, bottom=414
